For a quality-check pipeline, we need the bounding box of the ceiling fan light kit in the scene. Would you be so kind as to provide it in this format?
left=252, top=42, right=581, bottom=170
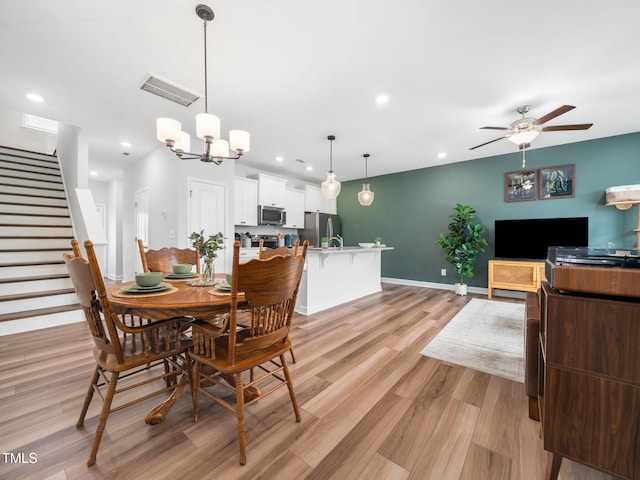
left=156, top=4, right=250, bottom=165
left=470, top=104, right=593, bottom=153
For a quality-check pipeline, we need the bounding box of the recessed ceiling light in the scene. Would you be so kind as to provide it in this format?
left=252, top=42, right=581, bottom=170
left=437, top=152, right=447, bottom=159
left=121, top=141, right=131, bottom=148
left=90, top=171, right=98, bottom=176
left=275, top=156, right=284, bottom=162
left=306, top=166, right=313, bottom=171
left=26, top=93, right=44, bottom=103
left=375, top=94, right=389, bottom=104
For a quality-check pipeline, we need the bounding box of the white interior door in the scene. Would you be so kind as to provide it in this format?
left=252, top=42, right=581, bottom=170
left=188, top=179, right=227, bottom=272
left=134, top=187, right=149, bottom=273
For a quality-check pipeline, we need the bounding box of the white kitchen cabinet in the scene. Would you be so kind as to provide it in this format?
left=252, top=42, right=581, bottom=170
left=304, top=185, right=337, bottom=214
left=234, top=177, right=258, bottom=226
left=284, top=188, right=305, bottom=228
left=251, top=173, right=287, bottom=207
left=239, top=248, right=260, bottom=263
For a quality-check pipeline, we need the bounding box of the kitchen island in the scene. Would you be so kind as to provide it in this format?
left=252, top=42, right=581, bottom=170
left=295, top=246, right=393, bottom=315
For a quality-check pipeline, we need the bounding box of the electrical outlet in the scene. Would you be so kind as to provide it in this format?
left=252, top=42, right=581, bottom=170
left=441, top=268, right=447, bottom=276
left=169, top=230, right=175, bottom=239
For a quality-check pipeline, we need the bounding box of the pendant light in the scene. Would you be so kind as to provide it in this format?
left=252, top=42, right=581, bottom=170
left=357, top=153, right=375, bottom=206
left=321, top=135, right=341, bottom=199
left=156, top=4, right=249, bottom=165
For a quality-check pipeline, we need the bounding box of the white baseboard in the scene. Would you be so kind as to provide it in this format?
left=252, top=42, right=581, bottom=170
left=380, top=277, right=526, bottom=299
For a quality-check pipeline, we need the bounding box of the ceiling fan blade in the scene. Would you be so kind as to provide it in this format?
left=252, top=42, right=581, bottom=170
left=533, top=105, right=575, bottom=125
left=542, top=123, right=593, bottom=131
left=469, top=136, right=508, bottom=150
left=480, top=126, right=510, bottom=130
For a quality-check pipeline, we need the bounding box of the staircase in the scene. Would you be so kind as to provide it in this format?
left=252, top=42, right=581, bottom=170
left=0, top=145, right=79, bottom=322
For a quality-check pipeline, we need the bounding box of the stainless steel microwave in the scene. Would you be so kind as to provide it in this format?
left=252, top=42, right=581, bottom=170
left=258, top=205, right=286, bottom=225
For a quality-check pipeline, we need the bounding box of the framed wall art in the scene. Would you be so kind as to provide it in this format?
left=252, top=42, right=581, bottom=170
left=505, top=170, right=536, bottom=202
left=539, top=164, right=575, bottom=199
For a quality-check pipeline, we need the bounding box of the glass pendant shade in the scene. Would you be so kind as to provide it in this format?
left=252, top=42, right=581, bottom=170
left=196, top=112, right=221, bottom=139
left=322, top=171, right=341, bottom=199
left=174, top=131, right=191, bottom=152
left=229, top=130, right=250, bottom=153
left=156, top=118, right=181, bottom=143
left=358, top=183, right=374, bottom=206
left=211, top=139, right=229, bottom=158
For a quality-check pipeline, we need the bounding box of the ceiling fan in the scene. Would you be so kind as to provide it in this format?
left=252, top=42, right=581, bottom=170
left=470, top=105, right=593, bottom=151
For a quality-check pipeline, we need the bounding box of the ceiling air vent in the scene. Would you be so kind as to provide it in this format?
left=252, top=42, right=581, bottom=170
left=139, top=73, right=200, bottom=107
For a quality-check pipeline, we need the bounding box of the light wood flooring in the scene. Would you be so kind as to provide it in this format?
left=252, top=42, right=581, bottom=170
left=0, top=284, right=616, bottom=480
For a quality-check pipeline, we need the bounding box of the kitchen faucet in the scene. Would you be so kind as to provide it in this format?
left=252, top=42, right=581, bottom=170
left=329, top=235, right=343, bottom=249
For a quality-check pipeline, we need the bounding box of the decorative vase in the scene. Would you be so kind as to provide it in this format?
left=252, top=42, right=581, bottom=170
left=200, top=257, right=215, bottom=285
left=321, top=241, right=329, bottom=248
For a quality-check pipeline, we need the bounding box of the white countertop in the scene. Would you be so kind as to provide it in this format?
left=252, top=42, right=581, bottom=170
left=307, top=246, right=393, bottom=253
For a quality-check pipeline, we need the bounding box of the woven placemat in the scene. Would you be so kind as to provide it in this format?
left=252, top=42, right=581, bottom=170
left=112, top=286, right=179, bottom=298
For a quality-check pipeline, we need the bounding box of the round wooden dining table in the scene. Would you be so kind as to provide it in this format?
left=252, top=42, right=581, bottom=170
left=107, top=276, right=244, bottom=320
left=106, top=276, right=245, bottom=424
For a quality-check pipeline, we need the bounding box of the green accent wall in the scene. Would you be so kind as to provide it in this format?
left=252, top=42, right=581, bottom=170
left=338, top=132, right=640, bottom=287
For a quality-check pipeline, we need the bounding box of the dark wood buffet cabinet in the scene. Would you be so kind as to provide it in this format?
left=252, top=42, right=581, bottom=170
left=539, top=280, right=640, bottom=480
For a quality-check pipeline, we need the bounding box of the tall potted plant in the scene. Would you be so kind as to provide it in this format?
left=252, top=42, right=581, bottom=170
left=436, top=203, right=488, bottom=295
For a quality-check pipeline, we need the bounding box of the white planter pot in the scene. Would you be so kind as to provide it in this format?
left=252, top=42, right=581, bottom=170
left=454, top=283, right=468, bottom=296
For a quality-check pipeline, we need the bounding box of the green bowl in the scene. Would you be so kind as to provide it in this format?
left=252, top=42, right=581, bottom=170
left=172, top=264, right=192, bottom=274
left=135, top=271, right=163, bottom=287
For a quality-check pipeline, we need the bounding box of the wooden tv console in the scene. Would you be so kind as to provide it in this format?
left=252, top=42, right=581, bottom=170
left=487, top=259, right=546, bottom=299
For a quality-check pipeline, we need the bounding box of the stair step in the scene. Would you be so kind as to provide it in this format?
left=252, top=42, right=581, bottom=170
left=0, top=174, right=63, bottom=188
left=0, top=263, right=68, bottom=278
left=0, top=170, right=62, bottom=185
left=0, top=238, right=73, bottom=250
left=0, top=303, right=81, bottom=323
left=0, top=273, right=70, bottom=285
left=0, top=225, right=73, bottom=237
left=0, top=287, right=75, bottom=301
left=0, top=182, right=65, bottom=196
left=0, top=159, right=61, bottom=177
left=0, top=277, right=73, bottom=296
left=0, top=291, right=78, bottom=316
left=1, top=204, right=70, bottom=217
left=0, top=192, right=68, bottom=206
left=0, top=146, right=58, bottom=164
left=0, top=214, right=71, bottom=226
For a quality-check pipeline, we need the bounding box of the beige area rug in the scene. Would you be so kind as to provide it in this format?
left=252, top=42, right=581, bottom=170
left=420, top=298, right=525, bottom=383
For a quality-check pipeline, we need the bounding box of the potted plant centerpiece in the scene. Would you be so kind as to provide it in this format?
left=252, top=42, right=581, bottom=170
left=321, top=236, right=329, bottom=248
left=436, top=204, right=488, bottom=296
left=189, top=230, right=225, bottom=286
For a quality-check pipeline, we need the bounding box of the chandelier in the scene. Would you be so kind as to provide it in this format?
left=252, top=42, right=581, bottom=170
left=156, top=4, right=249, bottom=165
left=321, top=135, right=341, bottom=199
left=357, top=153, right=374, bottom=206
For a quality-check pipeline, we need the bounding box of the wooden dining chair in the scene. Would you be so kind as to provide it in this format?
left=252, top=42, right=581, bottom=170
left=65, top=239, right=193, bottom=466
left=138, top=238, right=200, bottom=274
left=258, top=238, right=301, bottom=363
left=190, top=239, right=308, bottom=465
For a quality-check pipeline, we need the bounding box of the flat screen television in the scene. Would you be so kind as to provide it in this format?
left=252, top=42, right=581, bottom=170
left=494, top=217, right=589, bottom=260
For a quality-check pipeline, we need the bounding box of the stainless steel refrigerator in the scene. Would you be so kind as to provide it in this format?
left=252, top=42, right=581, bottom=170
left=301, top=212, right=342, bottom=247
